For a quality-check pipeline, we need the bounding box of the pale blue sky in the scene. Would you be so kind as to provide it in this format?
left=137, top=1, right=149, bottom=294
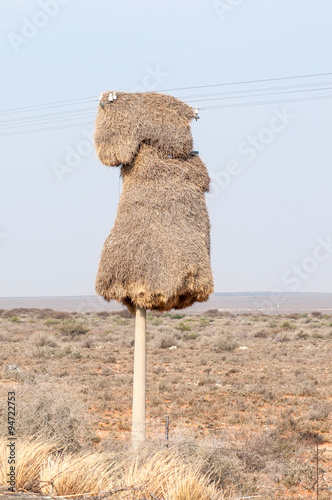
left=1, top=0, right=332, bottom=297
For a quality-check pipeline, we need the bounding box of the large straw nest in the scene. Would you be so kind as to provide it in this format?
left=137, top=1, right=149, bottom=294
left=94, top=91, right=195, bottom=166
left=95, top=144, right=213, bottom=314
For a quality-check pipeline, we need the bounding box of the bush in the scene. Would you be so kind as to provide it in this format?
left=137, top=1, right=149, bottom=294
left=0, top=384, right=93, bottom=451
left=274, top=332, right=290, bottom=342
left=10, top=316, right=20, bottom=323
left=96, top=311, right=110, bottom=318
left=254, top=329, right=268, bottom=338
left=60, top=321, right=89, bottom=338
left=296, top=330, right=309, bottom=339
left=176, top=322, right=191, bottom=332
left=308, top=401, right=331, bottom=421
left=183, top=332, right=199, bottom=340
left=32, top=333, right=57, bottom=347
left=159, top=336, right=177, bottom=349
left=214, top=332, right=237, bottom=352
left=170, top=314, right=186, bottom=320
left=281, top=321, right=296, bottom=330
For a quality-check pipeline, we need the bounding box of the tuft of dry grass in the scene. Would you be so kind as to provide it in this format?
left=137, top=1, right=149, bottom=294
left=0, top=439, right=222, bottom=499
left=40, top=451, right=120, bottom=497
left=0, top=440, right=58, bottom=491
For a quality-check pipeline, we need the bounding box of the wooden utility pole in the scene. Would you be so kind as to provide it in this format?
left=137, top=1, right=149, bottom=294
left=132, top=306, right=146, bottom=446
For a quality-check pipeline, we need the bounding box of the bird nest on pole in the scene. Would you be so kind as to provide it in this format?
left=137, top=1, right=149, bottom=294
left=94, top=91, right=214, bottom=314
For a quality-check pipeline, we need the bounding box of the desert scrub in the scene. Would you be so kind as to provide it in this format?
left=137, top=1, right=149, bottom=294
left=9, top=316, right=20, bottom=323
left=176, top=322, right=191, bottom=332
left=44, top=318, right=60, bottom=326
left=158, top=335, right=177, bottom=349
left=60, top=321, right=89, bottom=338
left=112, top=316, right=130, bottom=325
left=199, top=317, right=214, bottom=327
left=214, top=332, right=237, bottom=352
left=183, top=332, right=199, bottom=340
left=0, top=384, right=93, bottom=451
left=281, top=321, right=296, bottom=330
left=31, top=333, right=57, bottom=347
left=170, top=313, right=186, bottom=320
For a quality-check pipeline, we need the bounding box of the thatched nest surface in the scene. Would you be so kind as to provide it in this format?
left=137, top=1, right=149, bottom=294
left=95, top=145, right=213, bottom=314
left=94, top=92, right=195, bottom=166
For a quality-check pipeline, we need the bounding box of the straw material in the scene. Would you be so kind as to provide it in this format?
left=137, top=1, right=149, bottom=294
left=95, top=144, right=213, bottom=313
left=94, top=91, right=195, bottom=166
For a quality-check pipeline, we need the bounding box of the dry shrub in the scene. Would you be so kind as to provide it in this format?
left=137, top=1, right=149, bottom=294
left=199, top=445, right=242, bottom=489
left=49, top=311, right=72, bottom=320
left=159, top=335, right=177, bottom=349
left=1, top=308, right=37, bottom=318
left=60, top=321, right=89, bottom=338
left=36, top=308, right=55, bottom=319
left=0, top=385, right=93, bottom=451
left=1, top=310, right=17, bottom=318
left=96, top=311, right=111, bottom=318
left=204, top=309, right=224, bottom=318
left=254, top=328, right=268, bottom=338
left=31, top=333, right=57, bottom=347
left=285, top=313, right=300, bottom=319
left=281, top=321, right=296, bottom=330
left=214, top=332, right=237, bottom=352
left=110, top=309, right=133, bottom=319
left=274, top=332, right=290, bottom=342
left=308, top=401, right=332, bottom=421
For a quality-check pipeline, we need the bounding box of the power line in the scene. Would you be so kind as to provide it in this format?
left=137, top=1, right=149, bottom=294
left=2, top=83, right=332, bottom=132
left=200, top=93, right=332, bottom=110
left=177, top=80, right=332, bottom=100
left=0, top=112, right=95, bottom=131
left=0, top=96, right=97, bottom=117
left=0, top=70, right=331, bottom=116
left=1, top=93, right=331, bottom=138
left=158, top=71, right=332, bottom=93
left=1, top=81, right=329, bottom=127
left=0, top=107, right=96, bottom=126
left=0, top=121, right=94, bottom=138
left=1, top=75, right=332, bottom=137
left=0, top=115, right=95, bottom=131
left=184, top=85, right=332, bottom=104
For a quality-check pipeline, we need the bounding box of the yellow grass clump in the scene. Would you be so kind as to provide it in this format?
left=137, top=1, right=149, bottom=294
left=0, top=439, right=57, bottom=492
left=0, top=439, right=223, bottom=499
left=40, top=451, right=120, bottom=497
